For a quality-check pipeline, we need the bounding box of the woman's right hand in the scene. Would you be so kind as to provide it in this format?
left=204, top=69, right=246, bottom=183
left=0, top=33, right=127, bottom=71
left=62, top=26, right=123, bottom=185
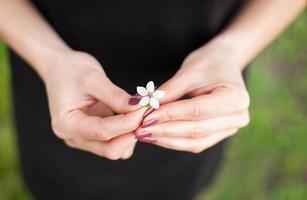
left=40, top=50, right=145, bottom=160
left=0, top=0, right=145, bottom=160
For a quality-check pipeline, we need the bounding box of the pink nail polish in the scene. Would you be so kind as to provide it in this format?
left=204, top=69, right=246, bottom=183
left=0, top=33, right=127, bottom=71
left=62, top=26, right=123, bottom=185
left=135, top=132, right=152, bottom=139
left=138, top=136, right=157, bottom=143
left=143, top=107, right=155, bottom=117
left=128, top=97, right=140, bottom=105
left=141, top=118, right=158, bottom=128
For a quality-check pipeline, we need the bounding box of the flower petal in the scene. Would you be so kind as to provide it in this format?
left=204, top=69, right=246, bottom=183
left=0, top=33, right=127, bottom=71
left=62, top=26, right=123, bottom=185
left=152, top=90, right=165, bottom=99
left=146, top=81, right=155, bottom=93
left=137, top=86, right=148, bottom=96
left=139, top=96, right=150, bottom=106
left=150, top=97, right=160, bottom=109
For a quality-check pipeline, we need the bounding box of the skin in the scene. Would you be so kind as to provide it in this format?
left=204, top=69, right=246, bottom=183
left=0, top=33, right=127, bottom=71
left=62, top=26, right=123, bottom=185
left=138, top=0, right=307, bottom=152
left=0, top=0, right=306, bottom=158
left=0, top=0, right=146, bottom=160
left=43, top=50, right=148, bottom=159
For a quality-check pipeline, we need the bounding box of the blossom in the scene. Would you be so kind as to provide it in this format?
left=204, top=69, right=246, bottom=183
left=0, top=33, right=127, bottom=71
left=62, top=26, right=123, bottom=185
left=137, top=81, right=165, bottom=109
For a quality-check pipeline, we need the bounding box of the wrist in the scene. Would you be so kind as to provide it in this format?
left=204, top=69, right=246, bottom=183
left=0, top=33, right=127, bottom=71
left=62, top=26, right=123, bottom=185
left=206, top=33, right=250, bottom=71
left=186, top=34, right=246, bottom=74
left=184, top=37, right=246, bottom=87
left=31, top=46, right=73, bottom=82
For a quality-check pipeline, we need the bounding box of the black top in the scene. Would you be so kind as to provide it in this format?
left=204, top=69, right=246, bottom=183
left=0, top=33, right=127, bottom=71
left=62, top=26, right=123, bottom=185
left=10, top=1, right=243, bottom=200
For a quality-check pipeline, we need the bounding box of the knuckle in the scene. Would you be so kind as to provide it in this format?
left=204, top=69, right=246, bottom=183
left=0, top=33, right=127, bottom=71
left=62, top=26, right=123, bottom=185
left=190, top=126, right=204, bottom=138
left=109, top=89, right=125, bottom=107
left=236, top=90, right=250, bottom=109
left=51, top=119, right=68, bottom=139
left=191, top=103, right=203, bottom=119
left=106, top=153, right=121, bottom=160
left=122, top=114, right=139, bottom=131
left=161, top=125, right=171, bottom=136
left=103, top=148, right=121, bottom=160
left=191, top=147, right=203, bottom=154
left=163, top=108, right=175, bottom=121
left=93, top=147, right=106, bottom=157
left=121, top=152, right=133, bottom=160
left=93, top=130, right=110, bottom=141
left=92, top=119, right=111, bottom=141
left=241, top=112, right=250, bottom=127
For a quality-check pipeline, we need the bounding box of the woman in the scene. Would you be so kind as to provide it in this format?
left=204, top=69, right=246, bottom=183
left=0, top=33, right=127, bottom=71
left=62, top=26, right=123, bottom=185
left=0, top=0, right=305, bottom=199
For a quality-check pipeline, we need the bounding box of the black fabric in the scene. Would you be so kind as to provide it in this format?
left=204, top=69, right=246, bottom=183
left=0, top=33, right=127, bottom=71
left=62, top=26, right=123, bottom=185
left=11, top=1, right=244, bottom=199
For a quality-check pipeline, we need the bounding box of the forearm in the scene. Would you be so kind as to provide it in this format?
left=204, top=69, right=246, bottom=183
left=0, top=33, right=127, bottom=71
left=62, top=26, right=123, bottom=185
left=211, top=0, right=306, bottom=70
left=0, top=0, right=71, bottom=79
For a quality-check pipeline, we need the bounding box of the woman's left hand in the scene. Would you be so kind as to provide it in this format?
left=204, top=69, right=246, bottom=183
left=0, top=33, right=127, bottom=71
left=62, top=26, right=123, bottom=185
left=135, top=40, right=250, bottom=153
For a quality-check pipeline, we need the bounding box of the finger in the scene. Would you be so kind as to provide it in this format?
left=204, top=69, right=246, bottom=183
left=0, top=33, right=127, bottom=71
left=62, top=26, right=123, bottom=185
left=157, top=67, right=214, bottom=103
left=65, top=133, right=137, bottom=160
left=122, top=141, right=137, bottom=160
left=144, top=87, right=250, bottom=123
left=136, top=112, right=249, bottom=138
left=152, top=128, right=238, bottom=153
left=82, top=70, right=140, bottom=113
left=83, top=101, right=114, bottom=117
left=57, top=107, right=147, bottom=141
left=157, top=73, right=192, bottom=103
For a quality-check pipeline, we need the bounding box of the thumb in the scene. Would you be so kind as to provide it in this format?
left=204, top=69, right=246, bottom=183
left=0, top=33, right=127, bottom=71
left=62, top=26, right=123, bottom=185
left=158, top=73, right=192, bottom=104
left=84, top=70, right=140, bottom=113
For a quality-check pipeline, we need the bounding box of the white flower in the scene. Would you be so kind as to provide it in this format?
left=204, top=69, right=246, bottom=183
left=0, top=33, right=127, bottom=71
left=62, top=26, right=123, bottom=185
left=137, top=81, right=165, bottom=109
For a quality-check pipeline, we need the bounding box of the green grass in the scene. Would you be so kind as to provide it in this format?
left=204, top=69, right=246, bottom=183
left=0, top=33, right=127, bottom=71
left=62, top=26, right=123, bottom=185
left=1, top=12, right=307, bottom=200
left=197, top=11, right=307, bottom=200
left=0, top=39, right=31, bottom=198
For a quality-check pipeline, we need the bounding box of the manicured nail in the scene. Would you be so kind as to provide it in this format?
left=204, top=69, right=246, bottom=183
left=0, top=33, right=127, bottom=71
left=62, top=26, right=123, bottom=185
left=141, top=118, right=158, bottom=128
left=135, top=132, right=152, bottom=139
left=138, top=136, right=157, bottom=143
left=128, top=97, right=140, bottom=105
left=143, top=107, right=155, bottom=117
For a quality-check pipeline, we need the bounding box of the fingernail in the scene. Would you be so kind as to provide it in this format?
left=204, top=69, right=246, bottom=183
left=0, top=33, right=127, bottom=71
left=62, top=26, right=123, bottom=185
left=135, top=132, right=152, bottom=139
left=141, top=118, right=158, bottom=128
left=143, top=107, right=155, bottom=117
left=138, top=136, right=157, bottom=143
left=128, top=97, right=140, bottom=105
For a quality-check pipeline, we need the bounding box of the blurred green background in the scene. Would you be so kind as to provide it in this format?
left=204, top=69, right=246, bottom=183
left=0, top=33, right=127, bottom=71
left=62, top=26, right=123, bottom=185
left=0, top=12, right=306, bottom=200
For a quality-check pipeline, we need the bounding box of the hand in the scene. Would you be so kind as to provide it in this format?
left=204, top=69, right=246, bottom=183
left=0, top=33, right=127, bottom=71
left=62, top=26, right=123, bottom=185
left=65, top=101, right=144, bottom=160
left=136, top=41, right=250, bottom=153
left=41, top=50, right=144, bottom=160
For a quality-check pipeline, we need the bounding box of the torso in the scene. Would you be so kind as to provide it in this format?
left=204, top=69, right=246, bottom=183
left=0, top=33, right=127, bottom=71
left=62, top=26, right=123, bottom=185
left=11, top=1, right=243, bottom=199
